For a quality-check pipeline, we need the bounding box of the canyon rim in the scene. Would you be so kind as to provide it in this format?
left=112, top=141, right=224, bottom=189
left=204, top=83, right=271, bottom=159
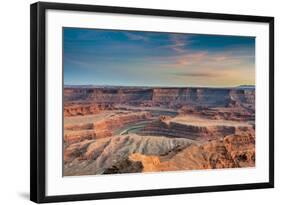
left=63, top=28, right=255, bottom=176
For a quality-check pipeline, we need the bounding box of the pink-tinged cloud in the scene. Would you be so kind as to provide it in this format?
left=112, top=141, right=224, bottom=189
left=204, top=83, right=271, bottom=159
left=163, top=50, right=253, bottom=69
left=144, top=49, right=255, bottom=87
left=175, top=52, right=208, bottom=66
left=170, top=68, right=255, bottom=87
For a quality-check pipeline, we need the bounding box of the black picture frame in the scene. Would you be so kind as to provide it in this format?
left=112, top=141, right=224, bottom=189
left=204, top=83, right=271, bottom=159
left=30, top=2, right=274, bottom=203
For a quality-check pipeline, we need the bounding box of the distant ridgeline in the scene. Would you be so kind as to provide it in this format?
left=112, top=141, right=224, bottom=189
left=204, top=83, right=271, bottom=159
left=64, top=86, right=255, bottom=108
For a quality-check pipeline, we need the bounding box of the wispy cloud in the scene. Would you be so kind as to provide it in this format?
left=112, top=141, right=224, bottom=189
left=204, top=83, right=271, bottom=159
left=171, top=71, right=217, bottom=77
left=151, top=49, right=254, bottom=69
left=165, top=34, right=194, bottom=53
left=124, top=32, right=150, bottom=42
left=174, top=52, right=208, bottom=66
left=64, top=28, right=255, bottom=87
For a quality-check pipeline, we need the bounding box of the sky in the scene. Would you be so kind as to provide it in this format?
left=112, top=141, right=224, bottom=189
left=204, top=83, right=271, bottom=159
left=63, top=27, right=255, bottom=87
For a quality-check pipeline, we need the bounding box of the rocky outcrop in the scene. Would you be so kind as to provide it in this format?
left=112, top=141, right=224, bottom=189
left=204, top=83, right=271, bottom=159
left=152, top=88, right=232, bottom=107
left=139, top=120, right=231, bottom=140
left=64, top=111, right=151, bottom=144
left=64, top=103, right=114, bottom=117
left=179, top=106, right=255, bottom=122
left=64, top=132, right=255, bottom=176
left=103, top=159, right=143, bottom=174
left=63, top=86, right=256, bottom=176
left=129, top=132, right=255, bottom=172
left=64, top=86, right=255, bottom=108
left=64, top=87, right=153, bottom=104
left=229, top=89, right=255, bottom=108
left=64, top=134, right=195, bottom=176
left=138, top=116, right=254, bottom=141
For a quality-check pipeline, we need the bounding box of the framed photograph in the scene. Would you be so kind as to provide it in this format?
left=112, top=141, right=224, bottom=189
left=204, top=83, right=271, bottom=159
left=30, top=2, right=274, bottom=203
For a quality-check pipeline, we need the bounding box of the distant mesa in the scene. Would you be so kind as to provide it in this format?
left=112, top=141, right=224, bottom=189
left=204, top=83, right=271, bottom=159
left=64, top=85, right=255, bottom=108
left=236, top=85, right=255, bottom=89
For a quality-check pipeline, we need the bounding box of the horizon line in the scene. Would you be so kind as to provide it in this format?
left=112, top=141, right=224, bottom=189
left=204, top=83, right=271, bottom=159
left=64, top=84, right=255, bottom=89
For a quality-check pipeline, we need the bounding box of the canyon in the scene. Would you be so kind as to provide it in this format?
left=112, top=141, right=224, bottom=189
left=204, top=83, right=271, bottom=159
left=63, top=86, right=255, bottom=176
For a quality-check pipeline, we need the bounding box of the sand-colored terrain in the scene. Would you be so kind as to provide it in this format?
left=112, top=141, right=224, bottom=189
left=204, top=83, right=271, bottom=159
left=63, top=86, right=255, bottom=176
left=166, top=115, right=252, bottom=127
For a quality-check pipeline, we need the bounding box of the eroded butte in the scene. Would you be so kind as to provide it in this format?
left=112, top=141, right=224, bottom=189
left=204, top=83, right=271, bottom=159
left=63, top=86, right=255, bottom=176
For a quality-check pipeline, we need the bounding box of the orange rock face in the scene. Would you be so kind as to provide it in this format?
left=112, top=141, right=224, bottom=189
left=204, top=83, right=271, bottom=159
left=64, top=103, right=114, bottom=117
left=64, top=111, right=151, bottom=144
left=63, top=134, right=195, bottom=176
left=64, top=87, right=255, bottom=109
left=129, top=132, right=255, bottom=172
left=63, top=86, right=255, bottom=176
left=139, top=115, right=254, bottom=141
left=63, top=131, right=255, bottom=175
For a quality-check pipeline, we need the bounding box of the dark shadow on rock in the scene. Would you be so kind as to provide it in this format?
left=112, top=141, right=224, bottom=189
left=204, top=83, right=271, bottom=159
left=103, top=158, right=143, bottom=174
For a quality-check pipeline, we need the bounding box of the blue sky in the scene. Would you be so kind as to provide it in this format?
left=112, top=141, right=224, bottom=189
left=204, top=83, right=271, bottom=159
left=63, top=27, right=255, bottom=87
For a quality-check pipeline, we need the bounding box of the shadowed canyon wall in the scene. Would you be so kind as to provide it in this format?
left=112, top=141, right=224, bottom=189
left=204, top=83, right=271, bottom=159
left=64, top=87, right=255, bottom=108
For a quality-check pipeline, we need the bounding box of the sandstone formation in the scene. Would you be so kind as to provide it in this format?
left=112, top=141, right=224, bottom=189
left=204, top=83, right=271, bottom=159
left=64, top=134, right=195, bottom=176
left=180, top=106, right=254, bottom=122
left=64, top=86, right=255, bottom=108
left=129, top=132, right=255, bottom=172
left=64, top=103, right=113, bottom=117
left=63, top=85, right=256, bottom=176
left=139, top=115, right=253, bottom=141
left=64, top=131, right=254, bottom=175
left=64, top=111, right=151, bottom=144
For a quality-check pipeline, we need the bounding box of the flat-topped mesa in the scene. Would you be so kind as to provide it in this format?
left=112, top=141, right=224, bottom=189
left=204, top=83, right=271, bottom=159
left=138, top=115, right=254, bottom=140
left=229, top=89, right=255, bottom=108
left=64, top=103, right=114, bottom=117
left=180, top=106, right=255, bottom=122
left=152, top=88, right=255, bottom=108
left=64, top=87, right=153, bottom=104
left=64, top=111, right=151, bottom=144
left=152, top=88, right=231, bottom=107
left=64, top=87, right=255, bottom=108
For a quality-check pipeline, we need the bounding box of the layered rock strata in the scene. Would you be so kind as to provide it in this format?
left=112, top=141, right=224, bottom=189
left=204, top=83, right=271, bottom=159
left=64, top=103, right=114, bottom=117
left=64, top=134, right=195, bottom=176
left=63, top=86, right=255, bottom=176
left=138, top=115, right=254, bottom=141
left=64, top=111, right=151, bottom=144
left=64, top=87, right=255, bottom=108
left=180, top=106, right=255, bottom=122
left=64, top=132, right=254, bottom=176
left=129, top=132, right=255, bottom=172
